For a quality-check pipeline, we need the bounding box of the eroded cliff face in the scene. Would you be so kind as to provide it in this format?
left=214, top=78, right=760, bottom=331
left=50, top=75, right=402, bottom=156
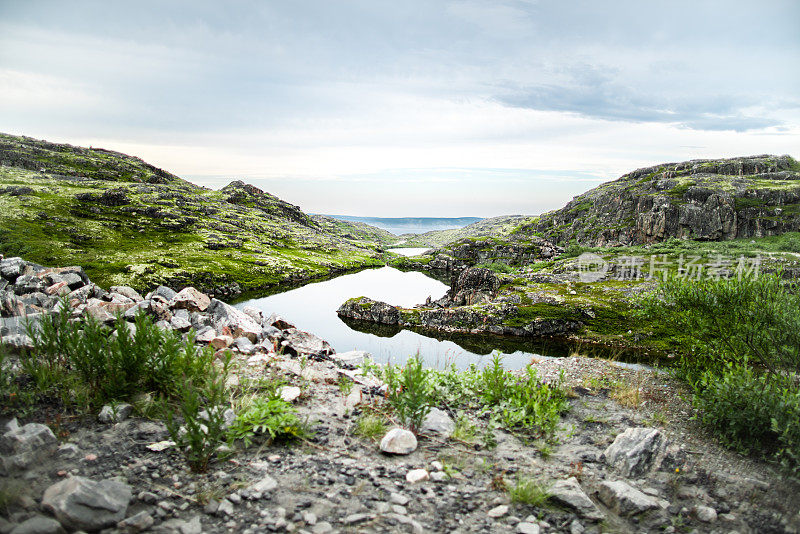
left=520, top=155, right=800, bottom=246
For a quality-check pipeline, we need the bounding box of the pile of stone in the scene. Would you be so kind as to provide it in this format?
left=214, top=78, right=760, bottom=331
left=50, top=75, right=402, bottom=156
left=0, top=255, right=335, bottom=362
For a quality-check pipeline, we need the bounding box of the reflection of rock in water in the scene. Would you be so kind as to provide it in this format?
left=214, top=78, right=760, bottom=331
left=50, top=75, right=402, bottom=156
left=339, top=316, right=573, bottom=358
left=339, top=317, right=403, bottom=339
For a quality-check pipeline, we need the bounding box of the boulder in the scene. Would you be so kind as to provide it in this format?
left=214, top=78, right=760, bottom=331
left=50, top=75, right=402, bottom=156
left=9, top=515, right=66, bottom=534
left=170, top=315, right=192, bottom=332
left=207, top=299, right=261, bottom=342
left=420, top=408, right=455, bottom=437
left=603, top=427, right=665, bottom=477
left=448, top=267, right=501, bottom=306
left=336, top=297, right=400, bottom=325
left=380, top=428, right=418, bottom=455
left=42, top=476, right=132, bottom=531
left=169, top=287, right=210, bottom=312
left=549, top=477, right=604, bottom=520
left=597, top=480, right=659, bottom=516
left=98, top=403, right=134, bottom=424
left=110, top=286, right=143, bottom=302
left=149, top=285, right=177, bottom=301
left=280, top=328, right=333, bottom=357
left=0, top=257, right=26, bottom=281
left=0, top=418, right=57, bottom=474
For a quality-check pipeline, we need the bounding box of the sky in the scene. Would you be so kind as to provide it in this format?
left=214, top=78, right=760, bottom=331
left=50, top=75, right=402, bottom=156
left=1, top=1, right=798, bottom=217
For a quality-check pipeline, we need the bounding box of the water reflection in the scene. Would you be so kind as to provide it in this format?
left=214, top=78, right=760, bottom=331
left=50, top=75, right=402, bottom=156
left=237, top=266, right=571, bottom=369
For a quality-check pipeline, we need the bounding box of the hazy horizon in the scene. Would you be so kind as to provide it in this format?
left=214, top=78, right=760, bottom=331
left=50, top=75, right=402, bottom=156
left=2, top=1, right=798, bottom=217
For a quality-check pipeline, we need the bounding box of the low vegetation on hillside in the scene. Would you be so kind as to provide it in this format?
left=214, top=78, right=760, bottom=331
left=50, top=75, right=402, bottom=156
left=0, top=134, right=387, bottom=295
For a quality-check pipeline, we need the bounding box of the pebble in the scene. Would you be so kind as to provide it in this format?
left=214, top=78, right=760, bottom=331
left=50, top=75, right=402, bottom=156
left=488, top=504, right=509, bottom=518
left=406, top=469, right=429, bottom=483
left=517, top=522, right=541, bottom=534
left=390, top=492, right=410, bottom=506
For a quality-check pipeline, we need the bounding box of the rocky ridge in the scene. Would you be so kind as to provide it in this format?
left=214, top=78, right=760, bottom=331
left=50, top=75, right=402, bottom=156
left=517, top=155, right=800, bottom=246
left=2, top=256, right=799, bottom=533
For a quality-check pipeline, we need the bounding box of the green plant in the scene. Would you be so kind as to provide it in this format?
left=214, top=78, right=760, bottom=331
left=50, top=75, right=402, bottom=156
left=481, top=352, right=511, bottom=405
left=337, top=374, right=354, bottom=396
left=24, top=308, right=221, bottom=407
left=383, top=354, right=432, bottom=433
left=451, top=412, right=479, bottom=443
left=227, top=397, right=308, bottom=447
left=507, top=476, right=551, bottom=506
left=353, top=413, right=387, bottom=441
left=475, top=261, right=515, bottom=274
left=166, top=352, right=232, bottom=473
left=645, top=272, right=800, bottom=472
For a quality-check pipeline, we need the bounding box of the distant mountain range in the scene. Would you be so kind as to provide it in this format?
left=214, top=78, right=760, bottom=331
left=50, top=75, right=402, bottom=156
left=321, top=215, right=483, bottom=235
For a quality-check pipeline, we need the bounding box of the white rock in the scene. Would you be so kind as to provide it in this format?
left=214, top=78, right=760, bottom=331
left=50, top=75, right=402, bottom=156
left=390, top=492, right=409, bottom=506
left=695, top=505, right=717, bottom=523
left=405, top=469, right=429, bottom=483
left=279, top=386, right=302, bottom=402
left=380, top=428, right=418, bottom=455
left=517, top=522, right=541, bottom=534
left=250, top=474, right=278, bottom=494
left=488, top=505, right=509, bottom=518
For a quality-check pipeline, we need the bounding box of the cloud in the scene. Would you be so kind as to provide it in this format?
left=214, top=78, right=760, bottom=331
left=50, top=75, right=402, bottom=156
left=494, top=63, right=785, bottom=132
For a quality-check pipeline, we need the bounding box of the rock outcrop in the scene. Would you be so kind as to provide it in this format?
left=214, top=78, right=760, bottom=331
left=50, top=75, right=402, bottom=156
left=518, top=155, right=800, bottom=246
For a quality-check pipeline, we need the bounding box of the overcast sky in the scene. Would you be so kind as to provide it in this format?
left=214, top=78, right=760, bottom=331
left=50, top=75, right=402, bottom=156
left=1, top=1, right=798, bottom=217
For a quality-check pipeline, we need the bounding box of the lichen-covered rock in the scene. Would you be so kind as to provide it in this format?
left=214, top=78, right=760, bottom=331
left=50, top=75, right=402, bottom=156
left=337, top=297, right=401, bottom=325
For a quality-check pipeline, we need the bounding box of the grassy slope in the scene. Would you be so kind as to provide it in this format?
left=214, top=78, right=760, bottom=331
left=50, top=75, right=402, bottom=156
left=0, top=133, right=387, bottom=293
left=397, top=215, right=536, bottom=248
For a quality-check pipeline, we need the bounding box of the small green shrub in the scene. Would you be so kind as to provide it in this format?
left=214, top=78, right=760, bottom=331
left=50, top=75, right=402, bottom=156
left=25, top=308, right=219, bottom=407
left=508, top=476, right=551, bottom=506
left=353, top=413, right=387, bottom=441
left=167, top=380, right=229, bottom=471
left=383, top=355, right=433, bottom=433
left=227, top=397, right=308, bottom=447
left=481, top=352, right=511, bottom=405
left=646, top=272, right=800, bottom=472
left=693, top=362, right=800, bottom=467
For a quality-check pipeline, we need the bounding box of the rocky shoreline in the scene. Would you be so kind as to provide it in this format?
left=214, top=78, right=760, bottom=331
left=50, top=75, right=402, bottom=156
left=2, top=255, right=800, bottom=533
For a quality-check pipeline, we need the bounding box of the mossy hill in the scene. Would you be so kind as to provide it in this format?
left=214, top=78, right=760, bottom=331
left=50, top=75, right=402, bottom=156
left=0, top=133, right=390, bottom=295
left=515, top=155, right=800, bottom=246
left=397, top=215, right=535, bottom=248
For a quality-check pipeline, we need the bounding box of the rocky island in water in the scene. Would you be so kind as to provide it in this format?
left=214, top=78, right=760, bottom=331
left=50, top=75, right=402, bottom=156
left=1, top=135, right=800, bottom=533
